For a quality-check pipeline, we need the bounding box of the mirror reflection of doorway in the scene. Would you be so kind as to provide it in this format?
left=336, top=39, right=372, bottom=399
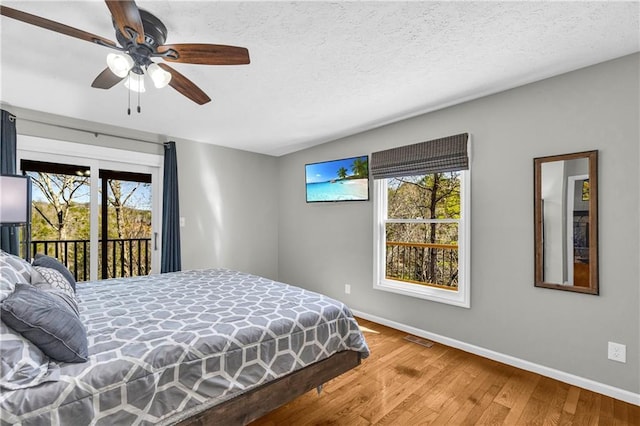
left=567, top=175, right=589, bottom=287
left=573, top=212, right=589, bottom=287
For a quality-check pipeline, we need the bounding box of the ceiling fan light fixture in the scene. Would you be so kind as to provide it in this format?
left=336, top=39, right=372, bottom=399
left=0, top=4, right=248, bottom=107
left=106, top=53, right=134, bottom=78
left=147, top=63, right=172, bottom=88
left=124, top=73, right=146, bottom=93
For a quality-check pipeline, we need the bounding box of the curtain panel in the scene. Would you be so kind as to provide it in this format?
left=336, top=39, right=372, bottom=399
left=370, top=133, right=469, bottom=179
left=161, top=141, right=181, bottom=273
left=0, top=110, right=20, bottom=255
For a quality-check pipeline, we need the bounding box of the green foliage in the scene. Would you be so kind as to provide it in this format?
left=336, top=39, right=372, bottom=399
left=31, top=201, right=90, bottom=240
left=387, top=172, right=460, bottom=221
left=31, top=202, right=151, bottom=241
left=336, top=167, right=348, bottom=179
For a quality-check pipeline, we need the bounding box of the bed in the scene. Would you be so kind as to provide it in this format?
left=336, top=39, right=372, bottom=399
left=0, top=251, right=369, bottom=425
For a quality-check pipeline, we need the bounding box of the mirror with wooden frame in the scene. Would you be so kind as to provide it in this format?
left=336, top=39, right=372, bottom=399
left=534, top=150, right=598, bottom=294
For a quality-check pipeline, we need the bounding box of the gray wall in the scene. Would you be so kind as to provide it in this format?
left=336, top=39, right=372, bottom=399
left=8, top=106, right=280, bottom=281
left=176, top=138, right=279, bottom=279
left=277, top=54, right=640, bottom=393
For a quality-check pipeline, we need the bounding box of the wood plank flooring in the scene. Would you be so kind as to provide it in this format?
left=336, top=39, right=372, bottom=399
left=251, top=318, right=640, bottom=425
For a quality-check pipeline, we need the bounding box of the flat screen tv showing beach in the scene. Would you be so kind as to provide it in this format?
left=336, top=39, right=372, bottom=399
left=305, top=155, right=369, bottom=202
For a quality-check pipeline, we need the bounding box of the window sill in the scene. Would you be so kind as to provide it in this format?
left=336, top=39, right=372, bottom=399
left=374, top=278, right=470, bottom=308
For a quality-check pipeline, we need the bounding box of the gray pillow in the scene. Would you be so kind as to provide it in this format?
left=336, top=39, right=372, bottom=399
left=1, top=283, right=88, bottom=363
left=32, top=253, right=76, bottom=292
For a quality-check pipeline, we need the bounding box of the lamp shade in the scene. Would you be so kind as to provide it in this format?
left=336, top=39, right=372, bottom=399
left=106, top=53, right=134, bottom=78
left=147, top=63, right=172, bottom=88
left=0, top=175, right=30, bottom=225
left=124, top=73, right=146, bottom=93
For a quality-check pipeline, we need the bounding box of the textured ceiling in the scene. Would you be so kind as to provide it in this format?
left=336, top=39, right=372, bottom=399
left=1, top=1, right=638, bottom=156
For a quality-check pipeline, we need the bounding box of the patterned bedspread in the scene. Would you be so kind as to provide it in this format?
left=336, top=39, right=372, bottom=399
left=0, top=269, right=369, bottom=425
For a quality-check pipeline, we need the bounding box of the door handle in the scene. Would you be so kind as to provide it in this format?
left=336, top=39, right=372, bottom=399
left=154, top=232, right=158, bottom=251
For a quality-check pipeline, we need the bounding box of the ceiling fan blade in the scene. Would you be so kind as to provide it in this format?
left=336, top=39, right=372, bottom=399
left=157, top=63, right=211, bottom=105
left=105, top=0, right=144, bottom=44
left=0, top=5, right=117, bottom=48
left=157, top=44, right=250, bottom=65
left=91, top=68, right=124, bottom=89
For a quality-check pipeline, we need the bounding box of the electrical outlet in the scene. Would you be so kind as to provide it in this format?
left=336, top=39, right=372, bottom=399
left=344, top=284, right=351, bottom=294
left=179, top=217, right=185, bottom=227
left=608, top=342, right=626, bottom=363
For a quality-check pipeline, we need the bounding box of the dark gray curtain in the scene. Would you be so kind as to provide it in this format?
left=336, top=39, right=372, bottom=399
left=0, top=110, right=20, bottom=255
left=161, top=141, right=181, bottom=272
left=371, top=133, right=469, bottom=179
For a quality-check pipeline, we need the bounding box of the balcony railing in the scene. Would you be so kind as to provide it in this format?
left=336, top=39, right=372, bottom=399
left=386, top=241, right=458, bottom=290
left=31, top=238, right=151, bottom=282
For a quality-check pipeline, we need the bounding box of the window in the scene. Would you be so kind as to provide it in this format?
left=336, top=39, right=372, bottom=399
left=372, top=134, right=470, bottom=307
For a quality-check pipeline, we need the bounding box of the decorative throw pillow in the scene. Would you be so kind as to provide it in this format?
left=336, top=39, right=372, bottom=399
left=0, top=320, right=49, bottom=390
left=32, top=253, right=76, bottom=292
left=0, top=250, right=32, bottom=302
left=1, top=283, right=88, bottom=363
left=32, top=266, right=77, bottom=309
left=29, top=267, right=80, bottom=320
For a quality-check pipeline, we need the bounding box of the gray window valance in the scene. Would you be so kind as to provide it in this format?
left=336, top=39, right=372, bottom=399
left=370, top=133, right=469, bottom=179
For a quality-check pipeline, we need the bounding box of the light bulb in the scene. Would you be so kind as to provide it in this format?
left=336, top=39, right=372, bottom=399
left=147, top=63, right=172, bottom=88
left=124, top=73, right=146, bottom=93
left=106, top=53, right=134, bottom=78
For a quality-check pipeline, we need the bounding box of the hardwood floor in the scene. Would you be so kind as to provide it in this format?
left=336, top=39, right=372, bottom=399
left=251, top=318, right=640, bottom=425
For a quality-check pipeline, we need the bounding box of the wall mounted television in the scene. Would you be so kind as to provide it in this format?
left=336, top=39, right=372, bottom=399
left=305, top=155, right=369, bottom=203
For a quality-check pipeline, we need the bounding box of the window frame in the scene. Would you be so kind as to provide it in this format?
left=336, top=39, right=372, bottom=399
left=373, top=169, right=471, bottom=308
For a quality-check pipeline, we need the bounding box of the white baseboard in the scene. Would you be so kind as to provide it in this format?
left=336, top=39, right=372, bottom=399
left=351, top=309, right=640, bottom=406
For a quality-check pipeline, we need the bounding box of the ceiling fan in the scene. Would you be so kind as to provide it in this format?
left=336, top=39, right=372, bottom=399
left=0, top=1, right=250, bottom=106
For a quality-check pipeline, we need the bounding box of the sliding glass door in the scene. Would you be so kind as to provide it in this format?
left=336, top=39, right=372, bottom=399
left=18, top=137, right=162, bottom=281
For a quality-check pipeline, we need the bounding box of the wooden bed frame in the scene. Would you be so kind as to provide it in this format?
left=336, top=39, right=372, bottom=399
left=178, top=350, right=362, bottom=426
